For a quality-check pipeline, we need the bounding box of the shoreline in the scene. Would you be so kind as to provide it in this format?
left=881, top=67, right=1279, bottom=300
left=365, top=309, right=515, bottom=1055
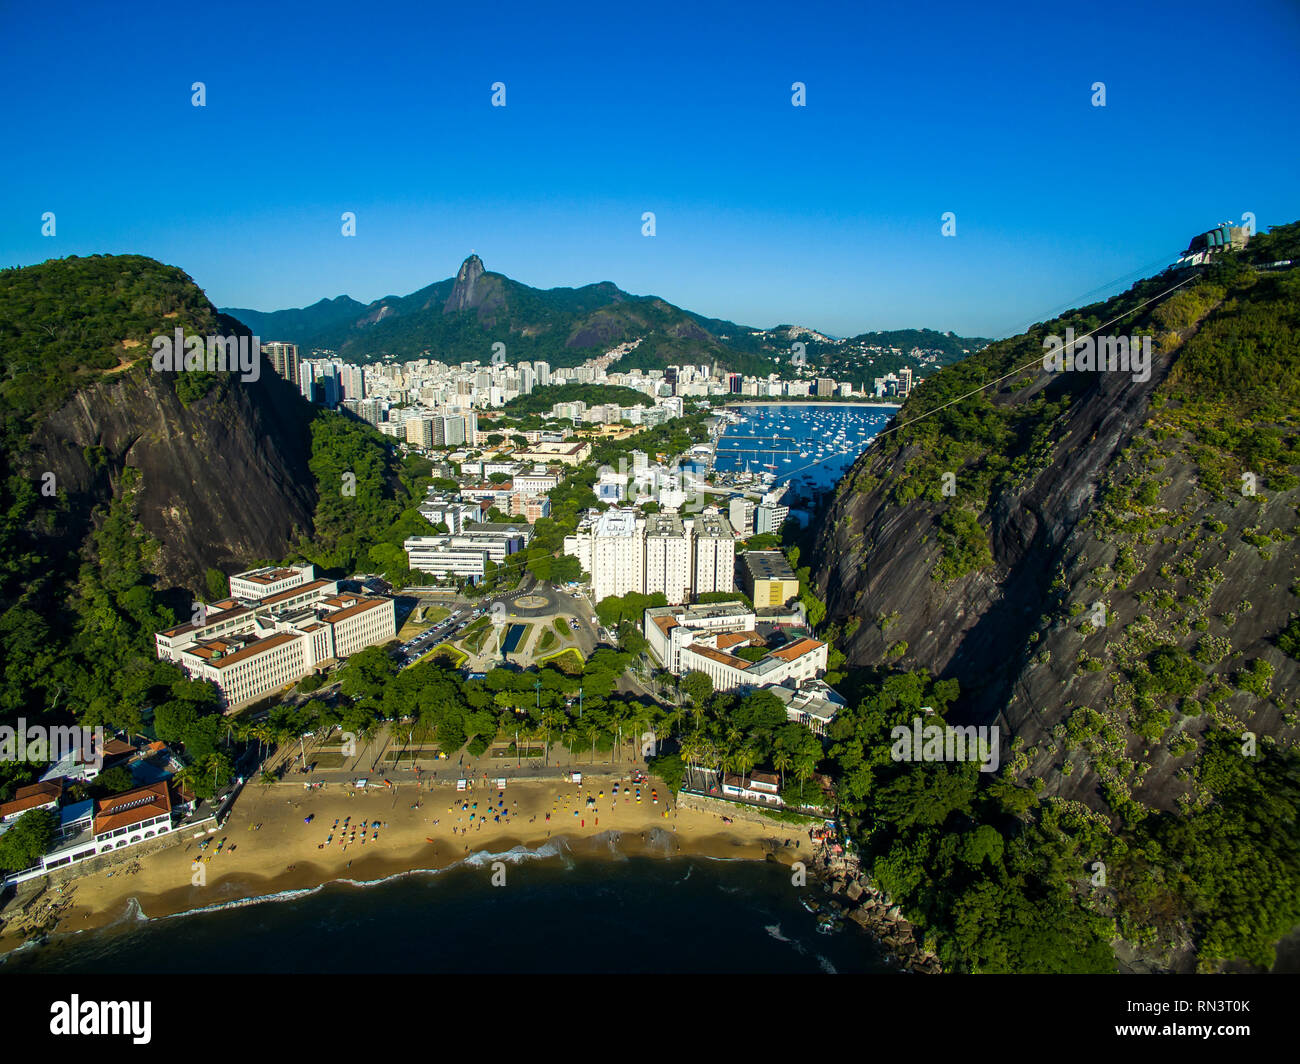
left=721, top=401, right=900, bottom=410
left=0, top=772, right=811, bottom=956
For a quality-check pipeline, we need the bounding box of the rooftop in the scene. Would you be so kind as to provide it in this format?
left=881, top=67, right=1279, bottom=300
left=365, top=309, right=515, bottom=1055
left=93, top=781, right=172, bottom=835
left=742, top=551, right=797, bottom=582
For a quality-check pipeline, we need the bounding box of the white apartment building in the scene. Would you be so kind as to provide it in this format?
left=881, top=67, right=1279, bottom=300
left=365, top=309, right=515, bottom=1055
left=565, top=506, right=739, bottom=604
left=588, top=510, right=644, bottom=601
left=688, top=510, right=735, bottom=594
left=644, top=513, right=691, bottom=605
left=728, top=497, right=755, bottom=538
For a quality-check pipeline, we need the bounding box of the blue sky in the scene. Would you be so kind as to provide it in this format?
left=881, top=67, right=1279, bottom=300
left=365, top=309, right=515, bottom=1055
left=1, top=0, right=1296, bottom=338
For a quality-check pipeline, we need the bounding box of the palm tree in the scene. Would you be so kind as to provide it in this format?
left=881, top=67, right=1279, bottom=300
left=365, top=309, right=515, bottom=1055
left=540, top=708, right=564, bottom=766
left=773, top=749, right=793, bottom=793
left=734, top=746, right=758, bottom=790
left=250, top=722, right=274, bottom=766
left=794, top=755, right=816, bottom=806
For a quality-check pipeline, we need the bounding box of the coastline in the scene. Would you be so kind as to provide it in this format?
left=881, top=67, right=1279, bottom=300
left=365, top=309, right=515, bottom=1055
left=1, top=772, right=811, bottom=955
left=720, top=401, right=900, bottom=410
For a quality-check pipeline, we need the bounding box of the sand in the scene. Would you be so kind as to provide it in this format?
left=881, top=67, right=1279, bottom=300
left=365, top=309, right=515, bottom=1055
left=7, top=769, right=811, bottom=947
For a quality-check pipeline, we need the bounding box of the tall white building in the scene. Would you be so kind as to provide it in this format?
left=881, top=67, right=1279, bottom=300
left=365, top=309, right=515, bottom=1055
left=688, top=511, right=735, bottom=594
left=564, top=510, right=645, bottom=602
left=644, top=513, right=691, bottom=605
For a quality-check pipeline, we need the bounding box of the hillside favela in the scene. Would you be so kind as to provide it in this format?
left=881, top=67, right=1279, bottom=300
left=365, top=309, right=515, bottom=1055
left=0, top=0, right=1296, bottom=1044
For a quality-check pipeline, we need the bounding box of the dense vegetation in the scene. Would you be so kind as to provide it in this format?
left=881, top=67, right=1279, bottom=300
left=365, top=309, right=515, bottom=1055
left=500, top=383, right=652, bottom=417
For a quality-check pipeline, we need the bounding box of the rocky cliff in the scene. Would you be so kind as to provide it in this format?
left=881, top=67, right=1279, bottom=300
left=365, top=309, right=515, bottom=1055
left=26, top=358, right=316, bottom=593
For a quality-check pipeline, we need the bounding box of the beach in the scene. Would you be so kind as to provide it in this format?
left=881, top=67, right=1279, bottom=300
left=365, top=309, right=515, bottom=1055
left=2, top=769, right=812, bottom=952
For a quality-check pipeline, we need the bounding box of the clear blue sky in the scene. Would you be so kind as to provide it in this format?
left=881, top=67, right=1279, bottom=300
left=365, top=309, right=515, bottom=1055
left=1, top=0, right=1296, bottom=338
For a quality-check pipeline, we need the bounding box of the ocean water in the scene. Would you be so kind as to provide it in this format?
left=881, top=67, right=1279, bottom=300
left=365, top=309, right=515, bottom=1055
left=2, top=851, right=895, bottom=974
left=714, top=404, right=896, bottom=518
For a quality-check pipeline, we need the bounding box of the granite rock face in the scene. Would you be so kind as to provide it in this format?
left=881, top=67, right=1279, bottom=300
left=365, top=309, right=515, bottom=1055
left=812, top=290, right=1299, bottom=814
left=26, top=356, right=317, bottom=597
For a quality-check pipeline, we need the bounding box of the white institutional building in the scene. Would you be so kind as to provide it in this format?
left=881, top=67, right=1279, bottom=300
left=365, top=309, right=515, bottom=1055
left=155, top=564, right=397, bottom=709
left=642, top=602, right=833, bottom=725
left=563, top=507, right=736, bottom=604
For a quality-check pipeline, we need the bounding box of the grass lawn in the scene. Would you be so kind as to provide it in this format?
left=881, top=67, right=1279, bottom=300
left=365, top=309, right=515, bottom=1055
left=537, top=647, right=585, bottom=670
left=552, top=616, right=570, bottom=638
left=427, top=644, right=467, bottom=667
left=536, top=629, right=558, bottom=654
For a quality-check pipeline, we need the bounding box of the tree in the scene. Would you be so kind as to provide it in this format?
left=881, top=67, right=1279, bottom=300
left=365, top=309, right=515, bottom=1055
left=204, top=567, right=229, bottom=600
left=92, top=764, right=135, bottom=796
left=0, top=807, right=55, bottom=872
left=681, top=671, right=713, bottom=705
left=773, top=748, right=793, bottom=792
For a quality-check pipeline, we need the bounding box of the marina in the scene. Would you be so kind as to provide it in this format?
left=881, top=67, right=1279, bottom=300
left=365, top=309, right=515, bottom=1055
left=704, top=404, right=898, bottom=521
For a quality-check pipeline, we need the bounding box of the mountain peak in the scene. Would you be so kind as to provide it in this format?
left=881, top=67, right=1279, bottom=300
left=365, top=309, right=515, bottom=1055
left=445, top=254, right=487, bottom=313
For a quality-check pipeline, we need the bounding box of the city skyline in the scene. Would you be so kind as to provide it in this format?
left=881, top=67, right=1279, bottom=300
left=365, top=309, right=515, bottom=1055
left=2, top=0, right=1297, bottom=338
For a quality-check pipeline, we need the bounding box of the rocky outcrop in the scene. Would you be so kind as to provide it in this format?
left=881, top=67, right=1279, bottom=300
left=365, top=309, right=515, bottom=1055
left=444, top=254, right=487, bottom=314
left=812, top=845, right=942, bottom=973
left=23, top=359, right=317, bottom=597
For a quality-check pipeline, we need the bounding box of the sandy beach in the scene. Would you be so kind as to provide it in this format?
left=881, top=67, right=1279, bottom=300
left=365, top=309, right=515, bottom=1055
left=2, top=769, right=812, bottom=950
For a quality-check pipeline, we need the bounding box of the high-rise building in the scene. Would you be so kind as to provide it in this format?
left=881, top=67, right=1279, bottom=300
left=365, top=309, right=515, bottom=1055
left=689, top=511, right=735, bottom=595
left=405, top=418, right=434, bottom=448
left=297, top=362, right=316, bottom=403
left=535, top=361, right=551, bottom=387
left=432, top=415, right=466, bottom=447
left=644, top=513, right=691, bottom=605
left=898, top=366, right=914, bottom=396
left=755, top=502, right=789, bottom=535
left=263, top=342, right=300, bottom=386
left=319, top=363, right=341, bottom=407
left=728, top=497, right=755, bottom=538
left=343, top=364, right=366, bottom=400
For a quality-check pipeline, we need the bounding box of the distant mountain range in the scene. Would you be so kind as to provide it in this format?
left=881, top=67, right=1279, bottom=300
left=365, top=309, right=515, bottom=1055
left=222, top=255, right=989, bottom=378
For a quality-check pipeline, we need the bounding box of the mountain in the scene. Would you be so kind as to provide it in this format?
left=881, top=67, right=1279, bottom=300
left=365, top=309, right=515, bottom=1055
left=221, top=256, right=988, bottom=378
left=809, top=224, right=1300, bottom=969
left=225, top=294, right=368, bottom=346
